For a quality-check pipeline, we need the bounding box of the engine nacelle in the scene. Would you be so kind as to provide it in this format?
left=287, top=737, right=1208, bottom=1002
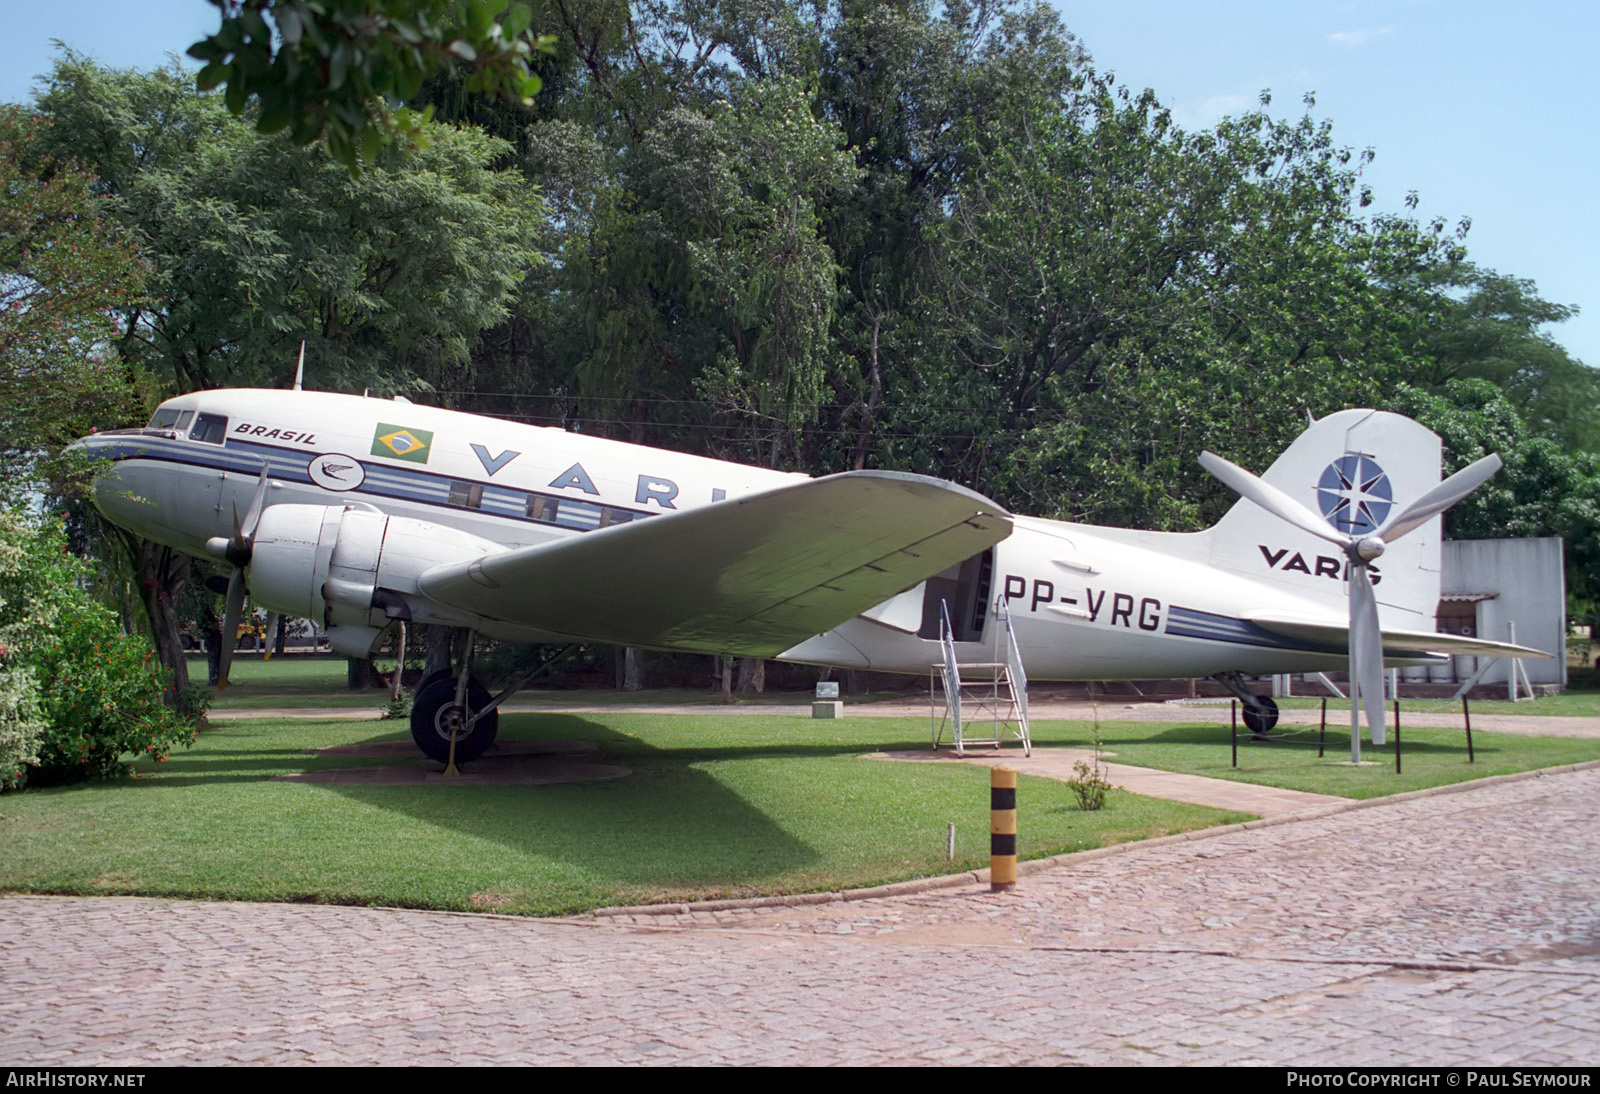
left=248, top=503, right=503, bottom=658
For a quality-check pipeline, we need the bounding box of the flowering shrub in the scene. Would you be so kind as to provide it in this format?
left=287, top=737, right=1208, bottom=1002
left=0, top=665, right=45, bottom=792
left=0, top=510, right=200, bottom=789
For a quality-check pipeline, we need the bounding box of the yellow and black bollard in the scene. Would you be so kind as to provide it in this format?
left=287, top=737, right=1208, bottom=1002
left=990, top=766, right=1016, bottom=892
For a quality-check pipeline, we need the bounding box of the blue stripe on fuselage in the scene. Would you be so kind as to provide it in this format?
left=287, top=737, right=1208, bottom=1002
left=1166, top=604, right=1341, bottom=654
left=76, top=434, right=648, bottom=534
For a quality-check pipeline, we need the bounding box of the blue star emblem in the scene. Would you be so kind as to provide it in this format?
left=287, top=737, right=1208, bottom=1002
left=1317, top=456, right=1393, bottom=535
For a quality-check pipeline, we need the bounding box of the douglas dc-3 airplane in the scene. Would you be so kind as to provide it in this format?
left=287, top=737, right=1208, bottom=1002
left=73, top=383, right=1545, bottom=764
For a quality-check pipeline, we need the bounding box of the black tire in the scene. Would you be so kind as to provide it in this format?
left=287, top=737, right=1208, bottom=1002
left=410, top=675, right=498, bottom=764
left=413, top=669, right=452, bottom=696
left=1242, top=695, right=1280, bottom=735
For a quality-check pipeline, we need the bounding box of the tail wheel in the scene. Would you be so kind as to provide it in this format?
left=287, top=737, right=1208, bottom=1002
left=410, top=675, right=498, bottom=763
left=1242, top=695, right=1280, bottom=735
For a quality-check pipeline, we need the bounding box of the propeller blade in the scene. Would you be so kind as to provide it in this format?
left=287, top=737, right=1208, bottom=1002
left=218, top=568, right=246, bottom=690
left=1348, top=562, right=1388, bottom=746
left=1377, top=453, right=1503, bottom=544
left=263, top=612, right=281, bottom=662
left=239, top=462, right=272, bottom=541
left=1199, top=451, right=1351, bottom=549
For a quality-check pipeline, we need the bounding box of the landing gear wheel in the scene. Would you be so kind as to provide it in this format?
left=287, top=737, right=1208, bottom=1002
left=413, top=669, right=452, bottom=696
left=410, top=675, right=499, bottom=764
left=1242, top=695, right=1280, bottom=735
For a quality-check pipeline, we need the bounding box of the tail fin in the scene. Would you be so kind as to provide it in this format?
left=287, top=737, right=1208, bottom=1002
left=1206, top=410, right=1443, bottom=629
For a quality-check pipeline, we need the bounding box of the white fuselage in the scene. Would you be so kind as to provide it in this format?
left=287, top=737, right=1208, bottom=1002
left=80, top=389, right=1428, bottom=679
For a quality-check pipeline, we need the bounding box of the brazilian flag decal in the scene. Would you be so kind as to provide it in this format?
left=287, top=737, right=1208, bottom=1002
left=371, top=423, right=434, bottom=463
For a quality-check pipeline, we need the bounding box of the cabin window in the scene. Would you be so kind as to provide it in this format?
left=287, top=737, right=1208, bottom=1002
left=525, top=495, right=559, bottom=523
left=190, top=413, right=228, bottom=444
left=448, top=481, right=484, bottom=509
left=597, top=508, right=637, bottom=529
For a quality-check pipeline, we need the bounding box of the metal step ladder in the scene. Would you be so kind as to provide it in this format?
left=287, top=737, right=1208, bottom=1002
left=930, top=599, right=1031, bottom=757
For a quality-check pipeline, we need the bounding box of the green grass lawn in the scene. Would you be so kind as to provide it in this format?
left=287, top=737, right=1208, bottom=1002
left=1262, top=653, right=1600, bottom=718
left=196, top=654, right=382, bottom=710
left=0, top=711, right=1249, bottom=916
left=1270, top=692, right=1600, bottom=718
left=1027, top=718, right=1600, bottom=799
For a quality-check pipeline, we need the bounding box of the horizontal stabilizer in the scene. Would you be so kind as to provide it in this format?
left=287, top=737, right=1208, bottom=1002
left=418, top=471, right=1011, bottom=656
left=1249, top=612, right=1551, bottom=660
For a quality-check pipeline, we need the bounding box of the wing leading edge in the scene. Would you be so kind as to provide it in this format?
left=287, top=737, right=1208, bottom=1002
left=417, top=470, right=1012, bottom=656
left=1248, top=612, right=1551, bottom=660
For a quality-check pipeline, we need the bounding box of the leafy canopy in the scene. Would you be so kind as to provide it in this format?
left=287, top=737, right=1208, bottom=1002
left=189, top=0, right=555, bottom=170
left=0, top=110, right=152, bottom=500
left=31, top=53, right=548, bottom=397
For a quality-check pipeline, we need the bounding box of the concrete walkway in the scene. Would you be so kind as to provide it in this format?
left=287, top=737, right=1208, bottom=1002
left=874, top=745, right=1346, bottom=818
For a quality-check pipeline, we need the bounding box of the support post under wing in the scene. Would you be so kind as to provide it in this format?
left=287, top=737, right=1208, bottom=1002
left=416, top=470, right=1012, bottom=656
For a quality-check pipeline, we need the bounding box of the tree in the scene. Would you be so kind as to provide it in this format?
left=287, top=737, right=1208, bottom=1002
left=610, top=77, right=858, bottom=466
left=0, top=110, right=151, bottom=502
left=812, top=0, right=1089, bottom=472
left=1390, top=379, right=1600, bottom=609
left=28, top=54, right=547, bottom=685
left=489, top=0, right=1091, bottom=471
left=1401, top=262, right=1597, bottom=450
left=894, top=89, right=1465, bottom=529
left=33, top=55, right=547, bottom=396
left=189, top=0, right=554, bottom=171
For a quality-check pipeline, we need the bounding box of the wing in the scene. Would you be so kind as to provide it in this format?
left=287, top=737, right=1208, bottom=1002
left=1249, top=612, right=1552, bottom=659
left=417, top=470, right=1012, bottom=656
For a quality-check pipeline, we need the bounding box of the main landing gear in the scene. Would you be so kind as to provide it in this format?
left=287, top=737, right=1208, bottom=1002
left=406, top=633, right=574, bottom=767
left=1213, top=672, right=1280, bottom=736
left=411, top=672, right=499, bottom=764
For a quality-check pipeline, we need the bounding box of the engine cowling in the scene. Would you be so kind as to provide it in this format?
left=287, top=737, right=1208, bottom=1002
left=247, top=503, right=502, bottom=658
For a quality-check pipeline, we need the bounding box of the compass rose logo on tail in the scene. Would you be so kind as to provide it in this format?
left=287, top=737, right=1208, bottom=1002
left=1317, top=455, right=1392, bottom=535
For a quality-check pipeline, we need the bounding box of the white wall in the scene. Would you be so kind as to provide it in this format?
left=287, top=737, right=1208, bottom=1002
left=1441, top=538, right=1567, bottom=688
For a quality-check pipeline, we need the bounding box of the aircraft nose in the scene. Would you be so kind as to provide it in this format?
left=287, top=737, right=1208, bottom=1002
left=66, top=435, right=157, bottom=531
left=88, top=462, right=146, bottom=525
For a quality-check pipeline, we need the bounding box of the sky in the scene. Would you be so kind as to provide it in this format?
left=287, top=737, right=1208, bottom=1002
left=2, top=0, right=1595, bottom=369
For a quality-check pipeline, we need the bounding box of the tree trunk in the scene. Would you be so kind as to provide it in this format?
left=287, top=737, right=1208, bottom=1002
left=718, top=656, right=733, bottom=704
left=736, top=658, right=765, bottom=693
left=389, top=621, right=407, bottom=702
left=203, top=603, right=222, bottom=686
left=124, top=537, right=192, bottom=697
left=425, top=626, right=453, bottom=678
left=622, top=647, right=643, bottom=691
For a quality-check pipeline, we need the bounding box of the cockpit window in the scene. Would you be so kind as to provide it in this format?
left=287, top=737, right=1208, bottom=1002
left=146, top=408, right=195, bottom=433
left=190, top=413, right=228, bottom=444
